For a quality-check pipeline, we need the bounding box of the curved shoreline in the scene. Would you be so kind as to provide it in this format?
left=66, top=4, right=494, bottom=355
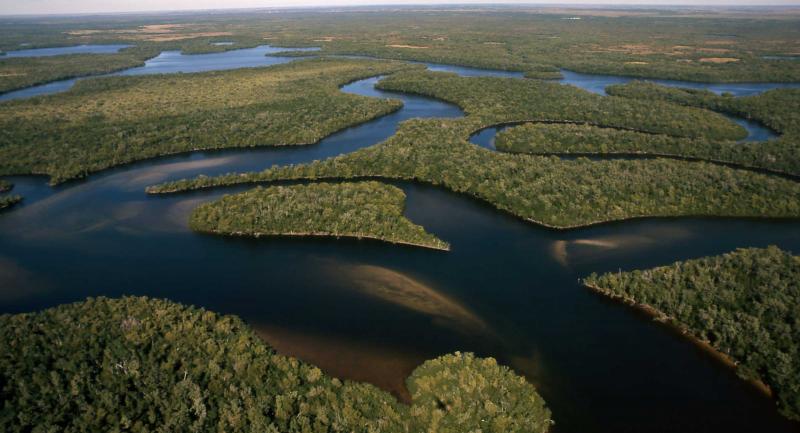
left=583, top=282, right=774, bottom=398
left=195, top=228, right=450, bottom=251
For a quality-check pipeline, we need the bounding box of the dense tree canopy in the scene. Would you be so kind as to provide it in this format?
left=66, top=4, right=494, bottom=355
left=190, top=182, right=449, bottom=250
left=149, top=73, right=800, bottom=229
left=0, top=296, right=552, bottom=432
left=584, top=246, right=800, bottom=421
left=0, top=58, right=414, bottom=183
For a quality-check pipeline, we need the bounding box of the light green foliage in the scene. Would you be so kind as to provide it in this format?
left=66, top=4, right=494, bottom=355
left=0, top=58, right=413, bottom=183
left=190, top=182, right=449, bottom=250
left=0, top=296, right=551, bottom=432
left=149, top=73, right=800, bottom=228
left=408, top=352, right=553, bottom=433
left=584, top=246, right=800, bottom=421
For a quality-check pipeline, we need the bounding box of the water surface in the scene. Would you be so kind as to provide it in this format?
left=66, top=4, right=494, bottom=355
left=0, top=50, right=798, bottom=433
left=560, top=68, right=800, bottom=96
left=1, top=44, right=132, bottom=57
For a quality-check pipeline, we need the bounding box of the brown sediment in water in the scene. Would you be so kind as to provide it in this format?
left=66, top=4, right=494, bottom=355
left=584, top=282, right=773, bottom=398
left=254, top=324, right=421, bottom=402
left=331, top=263, right=491, bottom=336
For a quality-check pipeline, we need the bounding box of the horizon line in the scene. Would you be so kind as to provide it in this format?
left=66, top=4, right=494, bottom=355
left=3, top=3, right=800, bottom=18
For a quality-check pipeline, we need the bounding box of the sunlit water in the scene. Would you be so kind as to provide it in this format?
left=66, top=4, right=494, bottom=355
left=0, top=46, right=799, bottom=433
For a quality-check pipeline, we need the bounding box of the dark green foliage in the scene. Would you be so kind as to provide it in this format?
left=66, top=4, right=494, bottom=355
left=494, top=122, right=800, bottom=176
left=0, top=296, right=552, bottom=432
left=149, top=74, right=800, bottom=228
left=190, top=182, right=449, bottom=250
left=408, top=352, right=553, bottom=433
left=584, top=246, right=800, bottom=420
left=0, top=179, right=11, bottom=193
left=377, top=71, right=746, bottom=140
left=0, top=58, right=413, bottom=183
left=606, top=82, right=800, bottom=175
left=0, top=194, right=21, bottom=210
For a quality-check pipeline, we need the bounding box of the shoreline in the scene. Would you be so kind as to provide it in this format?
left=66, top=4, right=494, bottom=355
left=196, top=228, right=451, bottom=251
left=583, top=282, right=774, bottom=398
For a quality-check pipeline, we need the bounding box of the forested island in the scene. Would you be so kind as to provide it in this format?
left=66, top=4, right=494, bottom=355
left=584, top=246, right=800, bottom=420
left=190, top=182, right=449, bottom=250
left=0, top=58, right=414, bottom=183
left=148, top=71, right=800, bottom=229
left=0, top=296, right=552, bottom=432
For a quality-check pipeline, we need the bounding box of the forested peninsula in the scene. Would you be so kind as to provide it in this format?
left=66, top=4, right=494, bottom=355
left=148, top=71, right=800, bottom=229
left=190, top=182, right=449, bottom=250
left=0, top=296, right=552, bottom=432
left=0, top=58, right=415, bottom=184
left=584, top=246, right=800, bottom=421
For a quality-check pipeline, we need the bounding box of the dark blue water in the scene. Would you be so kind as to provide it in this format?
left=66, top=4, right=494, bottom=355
left=1, top=44, right=132, bottom=57
left=0, top=49, right=798, bottom=433
left=560, top=68, right=800, bottom=96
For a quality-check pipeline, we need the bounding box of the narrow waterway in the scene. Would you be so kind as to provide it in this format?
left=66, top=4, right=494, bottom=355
left=1, top=46, right=799, bottom=433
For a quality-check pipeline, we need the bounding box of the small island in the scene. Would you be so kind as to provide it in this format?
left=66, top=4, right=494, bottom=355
left=584, top=246, right=800, bottom=421
left=190, top=181, right=450, bottom=250
left=0, top=296, right=552, bottom=432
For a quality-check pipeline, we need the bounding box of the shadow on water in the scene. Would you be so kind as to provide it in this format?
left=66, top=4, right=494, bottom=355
left=0, top=48, right=799, bottom=432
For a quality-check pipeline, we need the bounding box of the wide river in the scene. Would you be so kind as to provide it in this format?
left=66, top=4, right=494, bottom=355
left=1, top=45, right=799, bottom=433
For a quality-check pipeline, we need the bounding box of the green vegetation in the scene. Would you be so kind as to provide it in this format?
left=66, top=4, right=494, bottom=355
left=0, top=195, right=21, bottom=210
left=375, top=71, right=746, bottom=140
left=0, top=296, right=552, bottom=432
left=149, top=72, right=800, bottom=228
left=584, top=246, right=800, bottom=421
left=0, top=179, right=11, bottom=193
left=493, top=122, right=800, bottom=176
left=606, top=82, right=800, bottom=175
left=0, top=58, right=415, bottom=184
left=0, top=47, right=158, bottom=94
left=191, top=182, right=449, bottom=250
left=3, top=8, right=800, bottom=83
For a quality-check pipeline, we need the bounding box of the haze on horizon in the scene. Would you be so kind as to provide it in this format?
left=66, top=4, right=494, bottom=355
left=3, top=0, right=799, bottom=16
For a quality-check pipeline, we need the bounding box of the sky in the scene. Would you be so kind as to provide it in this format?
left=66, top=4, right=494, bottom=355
left=2, top=0, right=799, bottom=15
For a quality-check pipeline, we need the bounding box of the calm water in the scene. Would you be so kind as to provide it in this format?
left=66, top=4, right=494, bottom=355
left=1, top=44, right=132, bottom=57
left=0, top=45, right=320, bottom=102
left=560, top=68, right=800, bottom=96
left=0, top=47, right=799, bottom=433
